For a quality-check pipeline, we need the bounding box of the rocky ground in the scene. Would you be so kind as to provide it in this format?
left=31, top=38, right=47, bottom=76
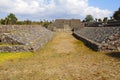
left=0, top=31, right=120, bottom=80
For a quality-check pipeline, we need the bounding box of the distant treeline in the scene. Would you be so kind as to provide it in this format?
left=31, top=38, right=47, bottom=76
left=0, top=13, right=52, bottom=28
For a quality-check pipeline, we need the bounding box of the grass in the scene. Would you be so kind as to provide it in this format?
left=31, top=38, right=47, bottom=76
left=0, top=44, right=33, bottom=64
left=0, top=32, right=119, bottom=80
left=0, top=43, right=23, bottom=46
left=0, top=52, right=34, bottom=64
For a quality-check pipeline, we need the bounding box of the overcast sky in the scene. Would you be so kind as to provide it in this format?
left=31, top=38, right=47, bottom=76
left=0, top=0, right=120, bottom=21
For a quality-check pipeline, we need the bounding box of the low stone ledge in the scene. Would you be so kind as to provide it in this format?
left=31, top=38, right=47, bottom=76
left=73, top=27, right=120, bottom=52
left=73, top=32, right=120, bottom=52
left=73, top=32, right=101, bottom=51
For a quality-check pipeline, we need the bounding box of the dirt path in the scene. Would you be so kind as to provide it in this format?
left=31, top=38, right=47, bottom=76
left=0, top=32, right=120, bottom=80
left=52, top=32, right=78, bottom=54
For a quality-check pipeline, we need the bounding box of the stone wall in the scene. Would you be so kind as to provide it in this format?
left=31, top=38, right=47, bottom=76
left=73, top=27, right=120, bottom=52
left=105, top=21, right=120, bottom=26
left=85, top=21, right=120, bottom=27
left=85, top=22, right=102, bottom=27
left=48, top=19, right=84, bottom=31
left=73, top=32, right=101, bottom=51
left=0, top=25, right=54, bottom=52
left=0, top=45, right=29, bottom=52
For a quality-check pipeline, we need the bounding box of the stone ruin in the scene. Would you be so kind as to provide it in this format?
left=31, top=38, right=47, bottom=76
left=0, top=25, right=53, bottom=52
left=73, top=27, right=120, bottom=52
left=85, top=20, right=120, bottom=27
left=48, top=19, right=84, bottom=31
left=0, top=19, right=120, bottom=52
left=48, top=19, right=120, bottom=52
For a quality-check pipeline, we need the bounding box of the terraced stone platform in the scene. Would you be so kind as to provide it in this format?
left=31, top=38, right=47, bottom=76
left=0, top=25, right=53, bottom=52
left=73, top=27, right=120, bottom=52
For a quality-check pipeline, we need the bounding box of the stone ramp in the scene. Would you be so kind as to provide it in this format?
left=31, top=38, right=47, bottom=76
left=73, top=27, right=120, bottom=52
left=0, top=25, right=54, bottom=52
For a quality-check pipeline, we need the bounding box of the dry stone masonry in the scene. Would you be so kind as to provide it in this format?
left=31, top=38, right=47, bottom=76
left=0, top=25, right=54, bottom=52
left=48, top=19, right=120, bottom=52
left=73, top=27, right=120, bottom=52
left=48, top=19, right=84, bottom=31
left=0, top=19, right=120, bottom=52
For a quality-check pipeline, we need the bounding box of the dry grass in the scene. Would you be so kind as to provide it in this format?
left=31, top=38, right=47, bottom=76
left=0, top=32, right=120, bottom=80
left=0, top=52, right=34, bottom=64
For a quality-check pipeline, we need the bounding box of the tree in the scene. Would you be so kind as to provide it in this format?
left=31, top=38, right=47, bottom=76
left=24, top=19, right=32, bottom=25
left=43, top=21, right=52, bottom=28
left=0, top=19, right=6, bottom=25
left=85, top=14, right=94, bottom=22
left=16, top=21, right=24, bottom=25
left=98, top=18, right=102, bottom=22
left=113, top=8, right=120, bottom=20
left=103, top=17, right=108, bottom=23
left=5, top=13, right=17, bottom=25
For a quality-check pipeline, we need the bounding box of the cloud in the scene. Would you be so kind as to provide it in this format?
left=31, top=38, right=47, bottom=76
left=0, top=0, right=46, bottom=14
left=0, top=0, right=112, bottom=20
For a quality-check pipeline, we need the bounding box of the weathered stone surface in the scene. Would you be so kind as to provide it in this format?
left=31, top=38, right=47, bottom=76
left=74, top=27, right=120, bottom=52
left=48, top=19, right=84, bottom=31
left=0, top=25, right=54, bottom=52
left=0, top=46, right=29, bottom=52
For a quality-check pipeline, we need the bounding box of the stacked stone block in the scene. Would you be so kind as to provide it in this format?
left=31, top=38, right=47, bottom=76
left=48, top=19, right=84, bottom=31
left=0, top=25, right=53, bottom=52
left=73, top=27, right=120, bottom=52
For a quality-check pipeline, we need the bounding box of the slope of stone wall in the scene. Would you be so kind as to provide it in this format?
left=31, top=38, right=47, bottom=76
left=74, top=27, right=120, bottom=52
left=0, top=45, right=29, bottom=52
left=0, top=25, right=54, bottom=52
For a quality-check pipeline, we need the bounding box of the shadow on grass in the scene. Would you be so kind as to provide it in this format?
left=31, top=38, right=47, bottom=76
left=106, top=52, right=120, bottom=59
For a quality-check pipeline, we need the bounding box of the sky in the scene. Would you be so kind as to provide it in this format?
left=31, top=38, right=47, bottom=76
left=0, top=0, right=120, bottom=21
